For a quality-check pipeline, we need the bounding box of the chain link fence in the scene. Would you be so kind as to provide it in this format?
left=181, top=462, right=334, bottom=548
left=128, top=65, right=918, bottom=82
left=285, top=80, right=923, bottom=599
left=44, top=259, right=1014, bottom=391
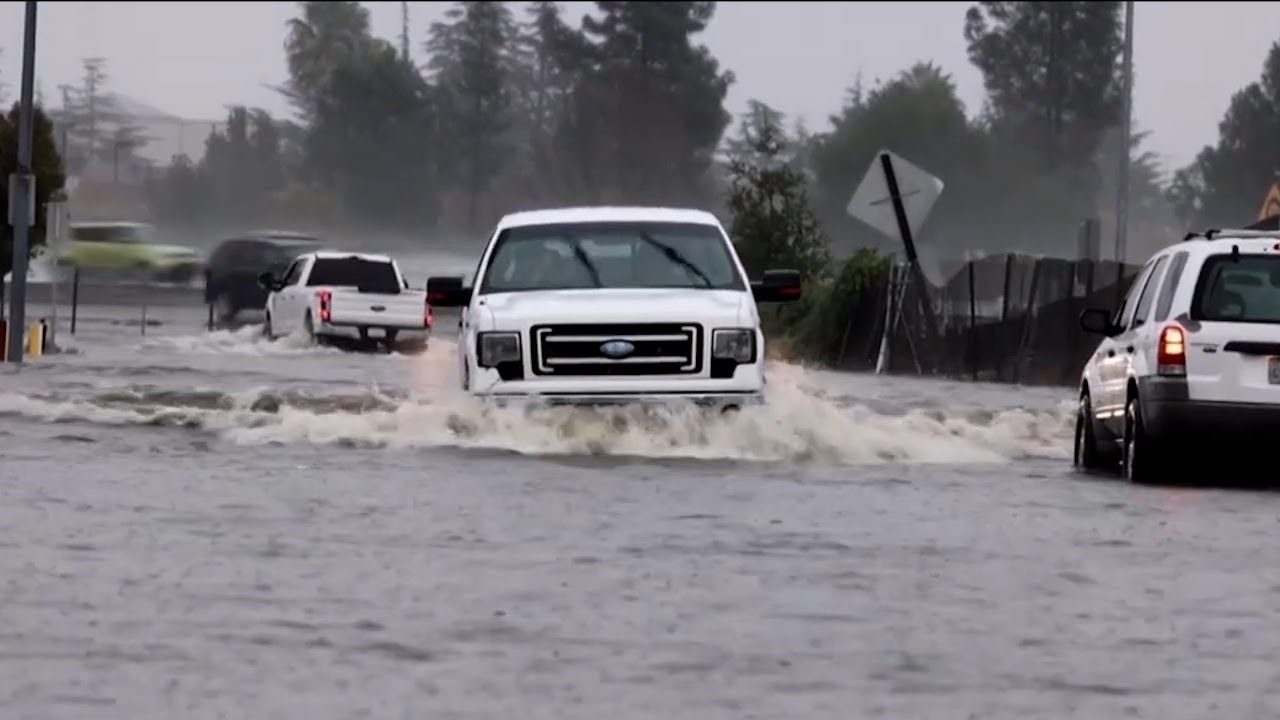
left=821, top=219, right=1145, bottom=387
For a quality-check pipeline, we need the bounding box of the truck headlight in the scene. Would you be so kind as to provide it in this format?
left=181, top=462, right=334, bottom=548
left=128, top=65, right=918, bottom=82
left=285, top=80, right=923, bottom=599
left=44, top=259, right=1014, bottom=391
left=477, top=332, right=522, bottom=368
left=712, top=328, right=756, bottom=363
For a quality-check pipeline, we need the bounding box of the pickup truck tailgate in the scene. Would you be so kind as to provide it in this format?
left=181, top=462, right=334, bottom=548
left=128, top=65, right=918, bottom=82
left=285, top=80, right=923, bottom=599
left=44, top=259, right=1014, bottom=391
left=330, top=291, right=426, bottom=329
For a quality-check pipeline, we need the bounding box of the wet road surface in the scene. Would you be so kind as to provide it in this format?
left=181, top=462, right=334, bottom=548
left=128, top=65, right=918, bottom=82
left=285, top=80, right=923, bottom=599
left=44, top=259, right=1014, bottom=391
left=1, top=303, right=1277, bottom=720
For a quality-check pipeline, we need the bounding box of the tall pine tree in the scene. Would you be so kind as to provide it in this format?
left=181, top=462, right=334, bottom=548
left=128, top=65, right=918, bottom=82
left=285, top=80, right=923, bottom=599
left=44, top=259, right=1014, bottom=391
left=426, top=1, right=518, bottom=229
left=579, top=1, right=734, bottom=205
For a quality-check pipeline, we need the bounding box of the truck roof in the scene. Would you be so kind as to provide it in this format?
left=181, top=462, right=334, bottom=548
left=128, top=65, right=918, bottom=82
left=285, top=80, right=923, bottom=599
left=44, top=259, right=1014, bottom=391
left=497, top=206, right=722, bottom=230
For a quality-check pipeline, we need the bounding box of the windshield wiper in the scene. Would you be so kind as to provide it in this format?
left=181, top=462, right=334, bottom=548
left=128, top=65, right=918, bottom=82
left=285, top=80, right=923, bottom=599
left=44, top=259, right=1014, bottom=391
left=566, top=235, right=603, bottom=288
left=636, top=232, right=713, bottom=288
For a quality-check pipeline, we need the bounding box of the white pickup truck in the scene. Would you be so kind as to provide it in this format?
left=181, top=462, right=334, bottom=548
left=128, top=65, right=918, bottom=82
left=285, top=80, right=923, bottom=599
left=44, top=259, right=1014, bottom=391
left=258, top=251, right=432, bottom=352
left=425, top=206, right=802, bottom=409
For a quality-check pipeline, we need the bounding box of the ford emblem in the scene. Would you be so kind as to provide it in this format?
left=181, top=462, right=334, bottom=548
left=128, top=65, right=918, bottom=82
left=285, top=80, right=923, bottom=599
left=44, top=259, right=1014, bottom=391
left=370, top=305, right=386, bottom=312
left=599, top=339, right=635, bottom=359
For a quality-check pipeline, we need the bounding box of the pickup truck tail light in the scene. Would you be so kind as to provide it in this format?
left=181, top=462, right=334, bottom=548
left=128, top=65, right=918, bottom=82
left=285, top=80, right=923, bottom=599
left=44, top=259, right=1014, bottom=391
left=317, top=290, right=332, bottom=323
left=1156, top=324, right=1186, bottom=376
left=424, top=296, right=433, bottom=329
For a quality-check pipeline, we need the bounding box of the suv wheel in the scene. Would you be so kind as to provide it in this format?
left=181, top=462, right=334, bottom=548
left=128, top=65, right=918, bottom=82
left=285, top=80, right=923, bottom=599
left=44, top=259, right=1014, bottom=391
left=1073, top=391, right=1114, bottom=472
left=1122, top=395, right=1162, bottom=484
left=212, top=294, right=237, bottom=327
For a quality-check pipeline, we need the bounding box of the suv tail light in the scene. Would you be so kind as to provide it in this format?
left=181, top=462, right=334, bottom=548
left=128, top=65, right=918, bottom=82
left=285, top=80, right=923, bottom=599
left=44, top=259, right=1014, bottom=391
left=317, top=290, right=332, bottom=323
left=1156, top=324, right=1186, bottom=376
left=424, top=296, right=433, bottom=329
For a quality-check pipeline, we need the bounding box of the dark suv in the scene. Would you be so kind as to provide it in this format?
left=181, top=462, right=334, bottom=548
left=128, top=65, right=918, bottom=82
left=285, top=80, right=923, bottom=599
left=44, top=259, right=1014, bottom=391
left=204, top=232, right=325, bottom=325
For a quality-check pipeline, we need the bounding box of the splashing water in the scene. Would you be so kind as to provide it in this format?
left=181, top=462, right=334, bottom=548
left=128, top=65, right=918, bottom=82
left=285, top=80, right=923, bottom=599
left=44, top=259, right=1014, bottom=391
left=0, top=347, right=1074, bottom=465
left=138, top=325, right=347, bottom=357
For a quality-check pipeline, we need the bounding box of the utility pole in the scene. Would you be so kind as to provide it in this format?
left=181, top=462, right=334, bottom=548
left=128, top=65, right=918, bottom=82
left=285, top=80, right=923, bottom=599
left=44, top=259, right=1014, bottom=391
left=6, top=0, right=38, bottom=364
left=1114, top=0, right=1135, bottom=265
left=400, top=1, right=411, bottom=63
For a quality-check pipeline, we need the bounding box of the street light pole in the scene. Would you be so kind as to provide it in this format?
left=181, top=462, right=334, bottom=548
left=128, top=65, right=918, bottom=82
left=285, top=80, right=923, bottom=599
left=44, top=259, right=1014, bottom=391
left=1114, top=0, right=1135, bottom=266
left=6, top=0, right=38, bottom=364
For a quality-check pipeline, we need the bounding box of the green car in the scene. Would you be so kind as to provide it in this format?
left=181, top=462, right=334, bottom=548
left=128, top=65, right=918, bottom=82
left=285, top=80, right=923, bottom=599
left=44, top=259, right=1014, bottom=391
left=57, top=222, right=205, bottom=283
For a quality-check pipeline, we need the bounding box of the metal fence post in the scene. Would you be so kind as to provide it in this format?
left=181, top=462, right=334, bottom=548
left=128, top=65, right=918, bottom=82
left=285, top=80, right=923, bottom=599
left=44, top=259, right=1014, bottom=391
left=967, top=260, right=978, bottom=381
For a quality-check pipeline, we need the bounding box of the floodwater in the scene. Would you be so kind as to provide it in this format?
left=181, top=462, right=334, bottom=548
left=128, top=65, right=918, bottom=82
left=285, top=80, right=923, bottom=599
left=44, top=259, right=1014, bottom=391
left=2, top=302, right=1279, bottom=720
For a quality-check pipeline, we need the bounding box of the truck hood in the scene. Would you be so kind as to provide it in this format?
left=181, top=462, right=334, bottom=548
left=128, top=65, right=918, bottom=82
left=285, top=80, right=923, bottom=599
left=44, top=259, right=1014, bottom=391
left=479, top=288, right=752, bottom=328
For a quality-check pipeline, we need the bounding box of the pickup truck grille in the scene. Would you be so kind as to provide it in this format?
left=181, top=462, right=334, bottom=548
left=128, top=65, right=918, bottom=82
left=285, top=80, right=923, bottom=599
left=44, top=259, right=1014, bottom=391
left=530, top=323, right=703, bottom=377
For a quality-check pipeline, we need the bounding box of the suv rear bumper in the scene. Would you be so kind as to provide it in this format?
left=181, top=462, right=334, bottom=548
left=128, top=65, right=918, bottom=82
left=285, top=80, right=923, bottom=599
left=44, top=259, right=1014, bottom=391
left=1141, top=378, right=1280, bottom=441
left=319, top=321, right=430, bottom=340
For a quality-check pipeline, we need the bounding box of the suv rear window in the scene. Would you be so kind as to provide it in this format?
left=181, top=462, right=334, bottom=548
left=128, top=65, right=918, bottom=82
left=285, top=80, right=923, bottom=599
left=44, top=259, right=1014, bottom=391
left=307, top=257, right=402, bottom=293
left=1191, top=254, right=1280, bottom=323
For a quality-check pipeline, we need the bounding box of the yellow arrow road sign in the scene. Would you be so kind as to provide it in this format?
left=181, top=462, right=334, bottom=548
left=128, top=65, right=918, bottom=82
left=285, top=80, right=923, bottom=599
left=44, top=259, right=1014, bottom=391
left=1260, top=182, right=1280, bottom=220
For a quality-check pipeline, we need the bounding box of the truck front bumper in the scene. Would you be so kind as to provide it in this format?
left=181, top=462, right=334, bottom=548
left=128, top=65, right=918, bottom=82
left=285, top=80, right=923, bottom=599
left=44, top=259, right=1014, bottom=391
left=477, top=390, right=764, bottom=410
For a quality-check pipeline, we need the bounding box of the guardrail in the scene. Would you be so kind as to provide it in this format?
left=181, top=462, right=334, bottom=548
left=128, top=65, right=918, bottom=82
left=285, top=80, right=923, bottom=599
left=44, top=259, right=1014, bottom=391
left=3, top=268, right=207, bottom=345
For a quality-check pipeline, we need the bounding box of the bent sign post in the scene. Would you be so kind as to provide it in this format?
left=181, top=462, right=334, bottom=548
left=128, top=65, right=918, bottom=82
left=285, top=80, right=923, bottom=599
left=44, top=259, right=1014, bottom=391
left=846, top=150, right=945, bottom=374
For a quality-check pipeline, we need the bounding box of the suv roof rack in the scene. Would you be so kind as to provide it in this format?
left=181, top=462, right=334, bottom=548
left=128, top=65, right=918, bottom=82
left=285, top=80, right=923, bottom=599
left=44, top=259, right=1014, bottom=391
left=1202, top=228, right=1280, bottom=240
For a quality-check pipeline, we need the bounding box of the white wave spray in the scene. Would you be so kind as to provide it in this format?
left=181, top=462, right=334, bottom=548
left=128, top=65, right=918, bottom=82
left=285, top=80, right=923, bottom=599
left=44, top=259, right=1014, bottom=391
left=0, top=333, right=1075, bottom=465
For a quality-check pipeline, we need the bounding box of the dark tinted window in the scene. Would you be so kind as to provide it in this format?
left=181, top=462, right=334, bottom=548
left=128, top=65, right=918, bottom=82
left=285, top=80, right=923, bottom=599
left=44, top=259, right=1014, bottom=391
left=264, top=242, right=316, bottom=268
left=1153, top=251, right=1188, bottom=322
left=213, top=239, right=272, bottom=269
left=281, top=260, right=306, bottom=287
left=1130, top=255, right=1169, bottom=329
left=72, top=224, right=152, bottom=244
left=1114, top=261, right=1154, bottom=327
left=209, top=240, right=244, bottom=267
left=480, top=221, right=744, bottom=293
left=306, top=257, right=401, bottom=293
left=1191, top=254, right=1280, bottom=324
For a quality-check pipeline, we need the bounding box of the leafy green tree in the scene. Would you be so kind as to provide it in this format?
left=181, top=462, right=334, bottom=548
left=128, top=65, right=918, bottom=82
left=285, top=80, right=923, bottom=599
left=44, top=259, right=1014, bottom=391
left=727, top=101, right=828, bottom=281
left=146, top=155, right=208, bottom=225
left=1169, top=41, right=1280, bottom=227
left=283, top=1, right=377, bottom=121
left=1, top=105, right=67, bottom=280
left=507, top=0, right=595, bottom=205
left=964, top=1, right=1124, bottom=172
left=426, top=0, right=518, bottom=229
left=55, top=57, right=148, bottom=175
left=306, top=40, right=440, bottom=228
left=578, top=1, right=734, bottom=205
left=809, top=63, right=991, bottom=256
left=148, top=106, right=292, bottom=227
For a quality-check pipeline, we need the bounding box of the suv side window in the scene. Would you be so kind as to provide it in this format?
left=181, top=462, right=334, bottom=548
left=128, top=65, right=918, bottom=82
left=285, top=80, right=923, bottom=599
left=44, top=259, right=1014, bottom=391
left=236, top=241, right=270, bottom=269
left=1130, top=255, right=1170, bottom=330
left=1115, top=260, right=1155, bottom=328
left=211, top=240, right=245, bottom=269
left=1153, top=251, right=1189, bottom=322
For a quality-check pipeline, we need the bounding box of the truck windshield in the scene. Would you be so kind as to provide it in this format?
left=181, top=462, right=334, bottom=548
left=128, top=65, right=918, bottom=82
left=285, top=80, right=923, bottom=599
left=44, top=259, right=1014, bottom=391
left=479, top=221, right=745, bottom=293
left=307, top=257, right=402, bottom=294
left=1191, top=254, right=1280, bottom=324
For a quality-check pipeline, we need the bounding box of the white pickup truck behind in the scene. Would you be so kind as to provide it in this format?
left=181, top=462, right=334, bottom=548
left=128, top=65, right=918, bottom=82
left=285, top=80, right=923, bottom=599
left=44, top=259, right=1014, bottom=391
left=259, top=251, right=432, bottom=352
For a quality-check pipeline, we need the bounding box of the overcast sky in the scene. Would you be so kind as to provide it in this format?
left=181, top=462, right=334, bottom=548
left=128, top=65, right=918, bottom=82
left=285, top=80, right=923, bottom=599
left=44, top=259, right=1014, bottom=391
left=0, top=1, right=1277, bottom=178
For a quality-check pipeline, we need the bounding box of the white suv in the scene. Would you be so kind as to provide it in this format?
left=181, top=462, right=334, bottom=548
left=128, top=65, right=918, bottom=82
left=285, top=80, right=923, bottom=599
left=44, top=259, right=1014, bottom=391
left=1075, top=228, right=1280, bottom=482
left=425, top=206, right=802, bottom=409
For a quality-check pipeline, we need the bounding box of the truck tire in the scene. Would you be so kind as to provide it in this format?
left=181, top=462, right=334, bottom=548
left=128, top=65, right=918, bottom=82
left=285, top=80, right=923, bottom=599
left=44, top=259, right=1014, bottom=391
left=304, top=311, right=326, bottom=346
